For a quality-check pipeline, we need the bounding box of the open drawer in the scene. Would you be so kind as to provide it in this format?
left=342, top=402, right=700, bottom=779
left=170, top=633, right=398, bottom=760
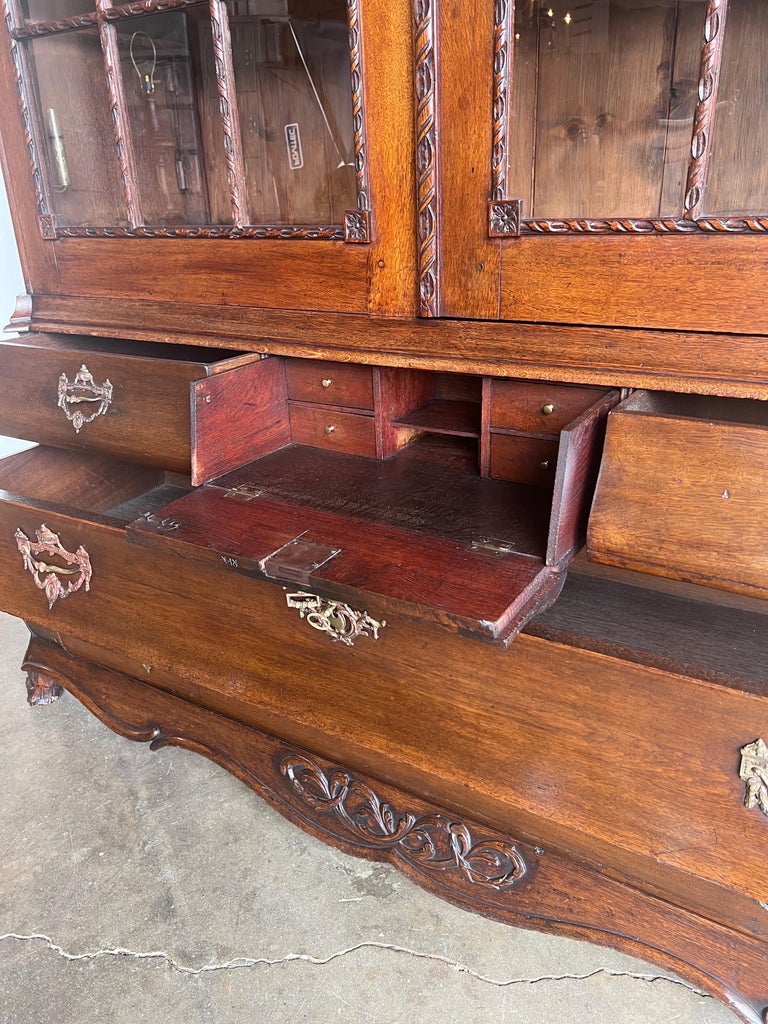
left=588, top=391, right=768, bottom=599
left=0, top=335, right=286, bottom=484
left=128, top=387, right=618, bottom=648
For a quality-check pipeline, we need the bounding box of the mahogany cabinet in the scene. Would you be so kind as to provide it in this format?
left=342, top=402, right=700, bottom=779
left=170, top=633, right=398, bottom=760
left=0, top=2, right=767, bottom=1022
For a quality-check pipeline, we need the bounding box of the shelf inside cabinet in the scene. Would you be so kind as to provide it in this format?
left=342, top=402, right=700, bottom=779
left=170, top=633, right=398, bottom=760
left=393, top=399, right=482, bottom=438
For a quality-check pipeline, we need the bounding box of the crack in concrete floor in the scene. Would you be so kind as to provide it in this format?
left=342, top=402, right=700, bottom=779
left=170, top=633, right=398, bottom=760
left=0, top=932, right=710, bottom=996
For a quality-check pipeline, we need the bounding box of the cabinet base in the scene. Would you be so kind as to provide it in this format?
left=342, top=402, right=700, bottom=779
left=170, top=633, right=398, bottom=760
left=20, top=635, right=768, bottom=1024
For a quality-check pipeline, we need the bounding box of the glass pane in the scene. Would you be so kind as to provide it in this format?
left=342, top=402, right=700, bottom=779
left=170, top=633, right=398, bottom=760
left=115, top=11, right=230, bottom=226
left=228, top=0, right=355, bottom=224
left=705, top=0, right=768, bottom=216
left=508, top=0, right=706, bottom=220
left=19, top=0, right=95, bottom=24
left=27, top=28, right=127, bottom=227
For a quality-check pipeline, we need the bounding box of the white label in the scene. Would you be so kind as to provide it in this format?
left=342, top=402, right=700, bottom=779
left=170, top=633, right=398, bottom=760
left=284, top=123, right=304, bottom=171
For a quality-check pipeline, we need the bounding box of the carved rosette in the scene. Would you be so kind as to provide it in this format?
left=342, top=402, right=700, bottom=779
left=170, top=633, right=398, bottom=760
left=281, top=754, right=527, bottom=890
left=15, top=524, right=93, bottom=610
left=740, top=739, right=768, bottom=819
left=684, top=0, right=727, bottom=219
left=414, top=0, right=438, bottom=316
left=344, top=209, right=370, bottom=243
left=489, top=199, right=521, bottom=237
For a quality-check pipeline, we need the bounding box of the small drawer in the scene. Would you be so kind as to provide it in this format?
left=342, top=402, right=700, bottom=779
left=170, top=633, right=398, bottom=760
left=285, top=359, right=374, bottom=410
left=588, top=391, right=768, bottom=600
left=289, top=405, right=377, bottom=457
left=489, top=434, right=559, bottom=486
left=490, top=381, right=607, bottom=434
left=0, top=334, right=269, bottom=480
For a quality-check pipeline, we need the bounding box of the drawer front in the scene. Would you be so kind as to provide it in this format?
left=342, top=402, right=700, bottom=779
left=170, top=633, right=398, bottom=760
left=490, top=381, right=606, bottom=433
left=289, top=405, right=377, bottom=456
left=490, top=434, right=558, bottom=486
left=285, top=359, right=374, bottom=410
left=0, top=336, right=261, bottom=473
left=588, top=404, right=768, bottom=599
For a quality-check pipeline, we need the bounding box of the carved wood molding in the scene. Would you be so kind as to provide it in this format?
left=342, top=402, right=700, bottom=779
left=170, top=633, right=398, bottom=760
left=345, top=0, right=372, bottom=243
left=491, top=0, right=512, bottom=202
left=100, top=19, right=143, bottom=228
left=3, top=0, right=52, bottom=223
left=18, top=635, right=768, bottom=1024
left=209, top=0, right=248, bottom=228
left=10, top=0, right=206, bottom=38
left=684, top=0, right=728, bottom=220
left=521, top=216, right=768, bottom=235
left=413, top=0, right=439, bottom=317
left=53, top=224, right=346, bottom=239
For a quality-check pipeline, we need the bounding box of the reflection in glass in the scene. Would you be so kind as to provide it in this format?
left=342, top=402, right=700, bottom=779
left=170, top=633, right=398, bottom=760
left=27, top=28, right=127, bottom=226
left=19, top=0, right=94, bottom=24
left=228, top=0, right=355, bottom=224
left=115, top=12, right=229, bottom=226
left=706, top=0, right=768, bottom=217
left=508, top=0, right=706, bottom=220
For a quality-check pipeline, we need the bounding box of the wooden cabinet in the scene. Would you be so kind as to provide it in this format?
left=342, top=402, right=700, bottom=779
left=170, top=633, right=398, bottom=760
left=1, top=4, right=768, bottom=1023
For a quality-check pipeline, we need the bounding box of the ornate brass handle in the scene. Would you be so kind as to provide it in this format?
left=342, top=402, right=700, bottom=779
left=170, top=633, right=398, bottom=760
left=740, top=739, right=768, bottom=819
left=58, top=364, right=113, bottom=433
left=286, top=592, right=385, bottom=646
left=15, top=524, right=93, bottom=610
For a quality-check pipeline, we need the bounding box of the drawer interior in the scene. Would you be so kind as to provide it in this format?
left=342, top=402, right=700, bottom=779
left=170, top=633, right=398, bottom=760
left=0, top=446, right=190, bottom=524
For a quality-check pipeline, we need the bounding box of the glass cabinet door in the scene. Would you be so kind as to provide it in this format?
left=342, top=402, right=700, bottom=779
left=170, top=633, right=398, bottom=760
left=8, top=0, right=360, bottom=236
left=493, top=0, right=768, bottom=231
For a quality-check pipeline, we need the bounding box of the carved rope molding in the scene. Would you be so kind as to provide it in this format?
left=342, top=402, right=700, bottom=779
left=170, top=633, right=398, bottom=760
left=2, top=0, right=52, bottom=230
left=209, top=0, right=249, bottom=227
left=344, top=0, right=371, bottom=242
left=491, top=0, right=512, bottom=202
left=684, top=0, right=728, bottom=219
left=280, top=754, right=528, bottom=890
left=54, top=224, right=346, bottom=240
left=413, top=0, right=439, bottom=316
left=100, top=19, right=143, bottom=227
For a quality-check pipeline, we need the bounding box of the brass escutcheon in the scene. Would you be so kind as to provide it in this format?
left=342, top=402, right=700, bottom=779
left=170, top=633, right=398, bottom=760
left=58, top=364, right=113, bottom=433
left=15, top=524, right=92, bottom=610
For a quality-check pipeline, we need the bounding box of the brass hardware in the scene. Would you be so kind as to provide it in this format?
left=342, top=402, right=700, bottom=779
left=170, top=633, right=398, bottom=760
left=740, top=739, right=768, bottom=818
left=321, top=378, right=333, bottom=388
left=470, top=538, right=519, bottom=556
left=325, top=424, right=336, bottom=434
left=540, top=460, right=550, bottom=470
left=225, top=484, right=263, bottom=501
left=286, top=592, right=386, bottom=646
left=541, top=403, right=555, bottom=415
left=15, top=524, right=92, bottom=610
left=58, top=364, right=113, bottom=434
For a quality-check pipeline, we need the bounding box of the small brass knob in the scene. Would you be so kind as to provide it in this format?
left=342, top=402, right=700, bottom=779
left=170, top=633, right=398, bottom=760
left=325, top=425, right=336, bottom=434
left=321, top=378, right=333, bottom=388
left=540, top=460, right=550, bottom=470
left=541, top=403, right=555, bottom=415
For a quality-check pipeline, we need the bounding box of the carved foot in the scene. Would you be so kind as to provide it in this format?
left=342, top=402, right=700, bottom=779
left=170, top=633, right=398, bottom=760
left=25, top=671, right=64, bottom=706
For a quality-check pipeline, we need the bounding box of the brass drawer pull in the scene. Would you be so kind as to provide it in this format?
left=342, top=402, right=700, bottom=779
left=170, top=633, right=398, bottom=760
left=58, top=364, right=113, bottom=434
left=325, top=424, right=336, bottom=434
left=15, top=524, right=93, bottom=610
left=321, top=378, right=333, bottom=388
left=286, top=592, right=386, bottom=646
left=740, top=739, right=768, bottom=819
left=541, top=403, right=555, bottom=415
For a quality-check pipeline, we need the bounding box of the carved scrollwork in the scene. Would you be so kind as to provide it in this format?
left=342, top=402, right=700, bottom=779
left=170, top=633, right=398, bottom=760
left=280, top=754, right=528, bottom=890
left=15, top=524, right=93, bottom=610
left=285, top=592, right=385, bottom=646
left=740, top=739, right=768, bottom=819
left=491, top=0, right=512, bottom=202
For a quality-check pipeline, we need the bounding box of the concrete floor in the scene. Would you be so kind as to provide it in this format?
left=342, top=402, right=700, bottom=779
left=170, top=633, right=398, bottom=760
left=0, top=611, right=741, bottom=1024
